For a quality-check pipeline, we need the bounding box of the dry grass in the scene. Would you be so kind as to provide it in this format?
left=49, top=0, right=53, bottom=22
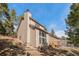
left=0, top=35, right=26, bottom=56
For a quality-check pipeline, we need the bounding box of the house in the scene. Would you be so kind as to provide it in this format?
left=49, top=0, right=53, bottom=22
left=17, top=10, right=59, bottom=48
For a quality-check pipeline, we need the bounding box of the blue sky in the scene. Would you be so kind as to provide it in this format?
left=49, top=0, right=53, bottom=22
left=8, top=3, right=71, bottom=37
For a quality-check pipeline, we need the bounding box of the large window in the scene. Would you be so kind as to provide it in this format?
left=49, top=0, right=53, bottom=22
left=39, top=30, right=47, bottom=46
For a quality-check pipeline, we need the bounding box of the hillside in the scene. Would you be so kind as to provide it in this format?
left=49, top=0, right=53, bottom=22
left=0, top=35, right=26, bottom=56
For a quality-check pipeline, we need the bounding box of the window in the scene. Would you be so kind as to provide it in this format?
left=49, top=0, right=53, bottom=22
left=39, top=30, right=47, bottom=46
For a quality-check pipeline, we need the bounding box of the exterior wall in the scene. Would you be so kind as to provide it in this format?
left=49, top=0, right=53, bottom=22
left=29, top=19, right=47, bottom=47
left=17, top=19, right=27, bottom=44
left=17, top=11, right=59, bottom=48
left=46, top=34, right=49, bottom=46
left=30, top=19, right=36, bottom=47
left=30, top=19, right=36, bottom=25
left=30, top=26, right=36, bottom=47
left=25, top=12, right=31, bottom=47
left=36, top=29, right=39, bottom=47
left=17, top=12, right=31, bottom=47
left=17, top=11, right=47, bottom=48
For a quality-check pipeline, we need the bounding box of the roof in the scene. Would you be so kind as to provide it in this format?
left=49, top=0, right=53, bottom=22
left=17, top=16, right=58, bottom=39
left=29, top=17, right=47, bottom=30
left=29, top=24, right=49, bottom=34
left=17, top=16, right=47, bottom=32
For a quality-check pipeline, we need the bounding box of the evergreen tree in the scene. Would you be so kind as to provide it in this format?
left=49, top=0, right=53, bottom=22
left=66, top=3, right=79, bottom=46
left=50, top=29, right=56, bottom=37
left=0, top=3, right=17, bottom=36
left=4, top=9, right=17, bottom=36
left=0, top=3, right=9, bottom=35
left=0, top=20, right=6, bottom=35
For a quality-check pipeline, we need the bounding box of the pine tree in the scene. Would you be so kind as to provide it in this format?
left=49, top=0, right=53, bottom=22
left=50, top=29, right=56, bottom=37
left=0, top=3, right=17, bottom=36
left=0, top=3, right=9, bottom=35
left=4, top=9, right=17, bottom=36
left=0, top=20, right=6, bottom=35
left=66, top=3, right=79, bottom=46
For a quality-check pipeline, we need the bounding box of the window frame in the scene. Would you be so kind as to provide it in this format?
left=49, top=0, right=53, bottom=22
left=39, top=30, right=47, bottom=45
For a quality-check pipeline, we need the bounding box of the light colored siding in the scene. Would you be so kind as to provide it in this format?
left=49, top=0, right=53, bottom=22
left=30, top=19, right=36, bottom=25
left=17, top=19, right=27, bottom=44
left=17, top=11, right=59, bottom=48
left=46, top=34, right=49, bottom=46
left=30, top=26, right=36, bottom=47
left=36, top=29, right=39, bottom=47
left=17, top=12, right=31, bottom=47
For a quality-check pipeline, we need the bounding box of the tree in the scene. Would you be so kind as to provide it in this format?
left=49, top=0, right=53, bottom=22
left=0, top=3, right=9, bottom=35
left=0, top=20, right=6, bottom=35
left=61, top=36, right=66, bottom=40
left=0, top=3, right=9, bottom=19
left=4, top=9, right=17, bottom=36
left=66, top=3, right=79, bottom=46
left=0, top=3, right=17, bottom=36
left=50, top=29, right=56, bottom=37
